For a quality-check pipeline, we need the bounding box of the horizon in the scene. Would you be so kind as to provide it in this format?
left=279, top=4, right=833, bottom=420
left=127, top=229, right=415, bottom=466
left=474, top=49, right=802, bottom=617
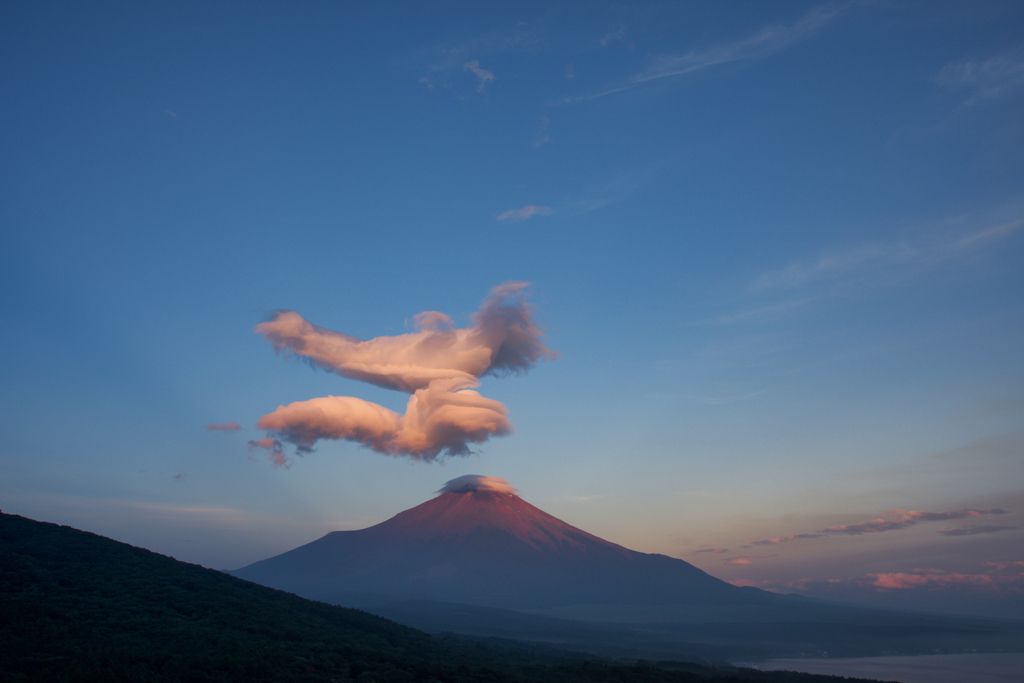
left=2, top=0, right=1022, bottom=623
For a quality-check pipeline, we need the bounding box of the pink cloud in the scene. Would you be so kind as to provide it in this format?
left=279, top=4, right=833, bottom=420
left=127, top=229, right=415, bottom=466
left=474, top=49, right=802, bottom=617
left=496, top=205, right=552, bottom=222
left=248, top=437, right=291, bottom=469
left=823, top=508, right=1008, bottom=535
left=253, top=283, right=555, bottom=461
left=984, top=561, right=1024, bottom=571
left=744, top=533, right=822, bottom=547
left=937, top=525, right=1017, bottom=536
left=866, top=569, right=1016, bottom=591
left=750, top=565, right=1024, bottom=597
left=206, top=422, right=242, bottom=432
left=725, top=554, right=775, bottom=565
left=692, top=548, right=729, bottom=554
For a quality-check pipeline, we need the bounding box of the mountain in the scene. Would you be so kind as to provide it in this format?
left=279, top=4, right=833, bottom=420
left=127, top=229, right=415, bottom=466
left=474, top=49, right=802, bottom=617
left=1, top=511, right=895, bottom=682
left=231, top=478, right=756, bottom=610
left=231, top=476, right=1024, bottom=661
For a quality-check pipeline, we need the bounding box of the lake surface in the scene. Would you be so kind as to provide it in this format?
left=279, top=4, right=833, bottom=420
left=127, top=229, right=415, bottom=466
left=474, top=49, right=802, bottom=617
left=758, top=653, right=1024, bottom=682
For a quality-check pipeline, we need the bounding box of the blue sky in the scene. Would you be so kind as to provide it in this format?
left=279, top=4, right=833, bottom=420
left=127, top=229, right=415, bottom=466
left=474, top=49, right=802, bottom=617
left=2, top=1, right=1023, bottom=618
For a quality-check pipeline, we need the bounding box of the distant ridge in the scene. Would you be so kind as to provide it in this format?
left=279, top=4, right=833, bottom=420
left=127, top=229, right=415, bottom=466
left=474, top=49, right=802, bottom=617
left=230, top=478, right=1024, bottom=661
left=232, top=485, right=754, bottom=609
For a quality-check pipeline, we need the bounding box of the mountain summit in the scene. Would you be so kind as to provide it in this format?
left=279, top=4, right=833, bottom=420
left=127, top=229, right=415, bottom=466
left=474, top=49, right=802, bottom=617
left=232, top=476, right=754, bottom=610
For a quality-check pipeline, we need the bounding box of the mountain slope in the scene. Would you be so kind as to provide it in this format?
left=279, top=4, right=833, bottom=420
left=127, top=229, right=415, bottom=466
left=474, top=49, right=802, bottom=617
left=0, top=511, right=893, bottom=682
left=232, top=489, right=753, bottom=609
left=229, top=481, right=1024, bottom=660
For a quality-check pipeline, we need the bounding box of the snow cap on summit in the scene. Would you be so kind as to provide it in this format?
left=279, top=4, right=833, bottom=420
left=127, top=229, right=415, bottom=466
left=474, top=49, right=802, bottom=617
left=438, top=475, right=518, bottom=495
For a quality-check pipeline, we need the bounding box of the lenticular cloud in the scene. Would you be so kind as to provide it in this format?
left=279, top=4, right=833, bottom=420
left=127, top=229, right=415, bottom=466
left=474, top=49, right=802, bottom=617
left=250, top=283, right=555, bottom=465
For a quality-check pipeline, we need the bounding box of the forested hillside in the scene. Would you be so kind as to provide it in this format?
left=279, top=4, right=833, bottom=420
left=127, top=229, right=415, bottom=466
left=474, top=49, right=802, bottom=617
left=0, top=513, right=890, bottom=683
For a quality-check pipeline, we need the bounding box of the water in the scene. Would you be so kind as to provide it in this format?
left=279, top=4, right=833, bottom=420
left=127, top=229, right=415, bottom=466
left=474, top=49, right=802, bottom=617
left=757, top=653, right=1024, bottom=683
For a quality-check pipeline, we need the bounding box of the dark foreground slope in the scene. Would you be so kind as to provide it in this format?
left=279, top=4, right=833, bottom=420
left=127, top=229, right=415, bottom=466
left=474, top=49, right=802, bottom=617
left=1, top=512, right=891, bottom=683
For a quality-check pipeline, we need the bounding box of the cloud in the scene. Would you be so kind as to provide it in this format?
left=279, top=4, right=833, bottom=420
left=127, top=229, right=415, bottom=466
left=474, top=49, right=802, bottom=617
left=743, top=533, right=822, bottom=547
left=438, top=474, right=518, bottom=495
left=464, top=60, right=495, bottom=91
left=937, top=525, right=1018, bottom=537
left=496, top=205, right=552, bottom=222
left=749, top=243, right=910, bottom=292
left=725, top=554, right=775, bottom=565
left=582, top=3, right=848, bottom=100
left=747, top=217, right=1024, bottom=294
left=256, top=376, right=510, bottom=458
left=823, top=508, right=1008, bottom=535
left=599, top=28, right=629, bottom=49
left=256, top=282, right=555, bottom=393
left=985, top=561, right=1024, bottom=571
left=736, top=564, right=1024, bottom=597
left=532, top=117, right=551, bottom=148
left=728, top=505, right=1014, bottom=555
left=253, top=283, right=555, bottom=461
left=692, top=547, right=729, bottom=554
left=866, top=569, right=1013, bottom=591
left=937, top=47, right=1024, bottom=102
left=248, top=436, right=291, bottom=469
left=640, top=4, right=844, bottom=84
left=206, top=422, right=242, bottom=432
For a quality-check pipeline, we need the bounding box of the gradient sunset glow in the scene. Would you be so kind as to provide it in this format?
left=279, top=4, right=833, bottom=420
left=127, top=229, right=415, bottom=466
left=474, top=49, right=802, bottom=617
left=2, top=0, right=1021, bottom=623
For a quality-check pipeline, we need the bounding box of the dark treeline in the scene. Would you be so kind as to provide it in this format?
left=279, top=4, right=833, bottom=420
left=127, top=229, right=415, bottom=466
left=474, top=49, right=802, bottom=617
left=1, top=513, right=891, bottom=683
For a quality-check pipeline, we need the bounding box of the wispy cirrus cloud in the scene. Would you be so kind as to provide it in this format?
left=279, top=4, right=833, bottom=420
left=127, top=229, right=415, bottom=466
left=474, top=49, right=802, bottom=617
left=206, top=422, right=242, bottom=432
left=635, top=4, right=846, bottom=85
left=414, top=24, right=538, bottom=96
left=581, top=3, right=850, bottom=100
left=719, top=211, right=1024, bottom=324
left=464, top=60, right=495, bottom=92
left=937, top=525, right=1018, bottom=537
left=823, top=508, right=1009, bottom=535
left=532, top=117, right=551, bottom=148
left=937, top=46, right=1024, bottom=103
left=748, top=217, right=1024, bottom=295
left=743, top=533, right=822, bottom=548
left=721, top=506, right=1014, bottom=556
left=497, top=205, right=552, bottom=221
left=692, top=547, right=729, bottom=555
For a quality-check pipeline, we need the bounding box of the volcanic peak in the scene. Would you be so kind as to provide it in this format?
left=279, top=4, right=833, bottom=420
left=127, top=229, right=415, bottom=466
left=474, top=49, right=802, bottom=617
left=348, top=478, right=627, bottom=554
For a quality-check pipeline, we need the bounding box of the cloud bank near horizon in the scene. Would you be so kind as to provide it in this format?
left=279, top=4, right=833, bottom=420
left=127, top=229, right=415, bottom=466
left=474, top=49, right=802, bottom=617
left=733, top=562, right=1024, bottom=596
left=250, top=283, right=555, bottom=464
left=734, top=507, right=1012, bottom=550
left=822, top=508, right=1008, bottom=535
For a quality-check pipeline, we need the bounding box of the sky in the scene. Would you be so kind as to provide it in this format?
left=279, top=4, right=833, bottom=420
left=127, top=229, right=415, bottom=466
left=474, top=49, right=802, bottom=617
left=2, top=0, right=1023, bottom=619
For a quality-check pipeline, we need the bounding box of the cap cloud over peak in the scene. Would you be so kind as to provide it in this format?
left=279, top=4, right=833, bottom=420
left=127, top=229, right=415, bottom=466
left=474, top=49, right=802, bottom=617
left=438, top=475, right=519, bottom=495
